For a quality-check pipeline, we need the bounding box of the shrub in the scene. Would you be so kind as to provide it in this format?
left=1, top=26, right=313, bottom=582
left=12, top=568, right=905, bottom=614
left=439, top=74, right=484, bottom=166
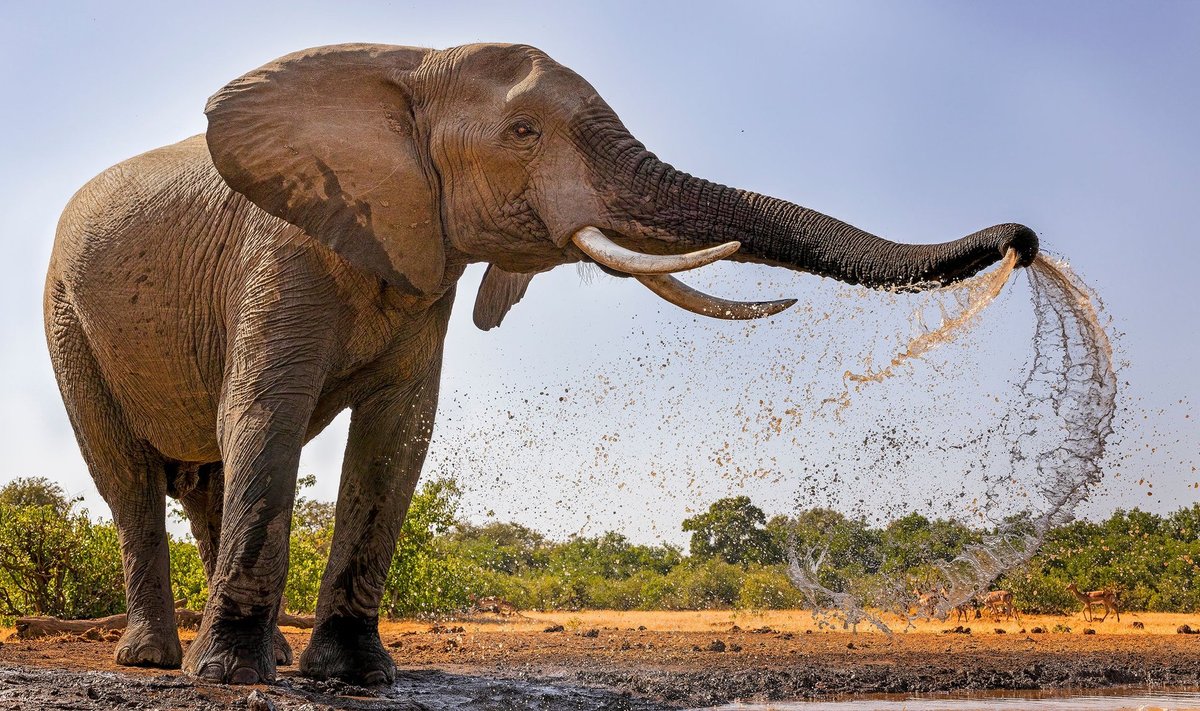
left=381, top=478, right=471, bottom=616
left=169, top=538, right=207, bottom=610
left=737, top=566, right=804, bottom=610
left=998, top=571, right=1076, bottom=615
left=283, top=475, right=336, bottom=613
left=661, top=559, right=741, bottom=609
left=0, top=479, right=123, bottom=619
left=588, top=570, right=664, bottom=610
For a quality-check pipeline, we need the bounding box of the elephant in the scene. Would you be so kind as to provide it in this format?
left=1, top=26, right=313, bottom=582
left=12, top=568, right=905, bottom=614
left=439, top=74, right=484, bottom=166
left=43, top=42, right=1037, bottom=685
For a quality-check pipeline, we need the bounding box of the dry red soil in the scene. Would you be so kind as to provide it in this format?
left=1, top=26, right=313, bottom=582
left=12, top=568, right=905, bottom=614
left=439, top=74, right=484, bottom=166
left=1, top=610, right=1198, bottom=709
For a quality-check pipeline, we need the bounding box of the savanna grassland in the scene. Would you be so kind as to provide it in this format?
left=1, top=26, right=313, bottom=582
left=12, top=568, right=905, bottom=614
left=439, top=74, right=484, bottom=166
left=3, top=476, right=1200, bottom=707
left=3, top=608, right=1200, bottom=709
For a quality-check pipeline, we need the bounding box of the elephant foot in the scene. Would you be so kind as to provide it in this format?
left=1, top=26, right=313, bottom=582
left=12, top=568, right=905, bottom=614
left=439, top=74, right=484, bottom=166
left=299, top=616, right=395, bottom=685
left=274, top=627, right=293, bottom=666
left=115, top=621, right=183, bottom=668
left=182, top=615, right=276, bottom=684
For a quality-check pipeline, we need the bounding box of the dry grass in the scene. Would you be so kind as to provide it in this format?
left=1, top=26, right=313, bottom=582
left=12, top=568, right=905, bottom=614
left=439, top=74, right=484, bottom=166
left=378, top=608, right=1193, bottom=637
left=4, top=608, right=1180, bottom=644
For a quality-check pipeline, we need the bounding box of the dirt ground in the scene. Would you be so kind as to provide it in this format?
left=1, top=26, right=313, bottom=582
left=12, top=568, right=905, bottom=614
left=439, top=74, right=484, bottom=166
left=1, top=609, right=1199, bottom=709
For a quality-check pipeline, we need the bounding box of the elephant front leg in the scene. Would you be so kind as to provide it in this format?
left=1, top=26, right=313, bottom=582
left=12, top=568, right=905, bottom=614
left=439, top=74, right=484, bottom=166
left=299, top=367, right=441, bottom=684
left=176, top=463, right=293, bottom=666
left=182, top=347, right=329, bottom=684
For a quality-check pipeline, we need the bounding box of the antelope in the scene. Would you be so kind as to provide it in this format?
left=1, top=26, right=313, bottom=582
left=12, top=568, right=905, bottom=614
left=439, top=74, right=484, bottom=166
left=469, top=594, right=519, bottom=616
left=1067, top=583, right=1120, bottom=622
left=953, top=599, right=980, bottom=623
left=981, top=590, right=1021, bottom=623
left=913, top=587, right=942, bottom=618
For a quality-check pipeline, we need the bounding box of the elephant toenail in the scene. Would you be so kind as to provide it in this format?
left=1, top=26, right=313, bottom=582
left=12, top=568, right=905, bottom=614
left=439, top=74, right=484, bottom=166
left=229, top=666, right=262, bottom=685
left=198, top=662, right=227, bottom=682
left=362, top=670, right=390, bottom=685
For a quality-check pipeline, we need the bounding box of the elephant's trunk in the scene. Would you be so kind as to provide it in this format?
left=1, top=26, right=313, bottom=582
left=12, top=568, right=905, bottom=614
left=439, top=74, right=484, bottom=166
left=580, top=118, right=1037, bottom=290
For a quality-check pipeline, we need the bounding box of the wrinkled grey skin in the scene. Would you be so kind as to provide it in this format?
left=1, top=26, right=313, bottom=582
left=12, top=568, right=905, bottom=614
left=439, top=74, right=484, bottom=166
left=44, top=43, right=1037, bottom=686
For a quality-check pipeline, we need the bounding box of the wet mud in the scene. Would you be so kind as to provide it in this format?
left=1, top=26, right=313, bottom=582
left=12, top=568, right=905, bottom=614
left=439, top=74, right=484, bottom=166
left=0, top=665, right=664, bottom=710
left=3, top=622, right=1200, bottom=709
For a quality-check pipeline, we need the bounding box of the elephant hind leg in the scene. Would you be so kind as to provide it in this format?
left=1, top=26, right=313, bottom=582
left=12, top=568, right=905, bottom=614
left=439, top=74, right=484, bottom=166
left=173, top=462, right=223, bottom=581
left=174, top=463, right=293, bottom=666
left=46, top=296, right=180, bottom=668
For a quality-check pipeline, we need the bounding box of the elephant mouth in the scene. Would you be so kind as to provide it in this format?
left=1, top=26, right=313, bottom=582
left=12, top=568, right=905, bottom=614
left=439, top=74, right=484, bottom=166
left=570, top=226, right=797, bottom=320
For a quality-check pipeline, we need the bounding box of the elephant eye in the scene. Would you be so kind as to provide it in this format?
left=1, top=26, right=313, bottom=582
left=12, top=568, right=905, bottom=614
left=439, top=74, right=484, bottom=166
left=510, top=121, right=539, bottom=139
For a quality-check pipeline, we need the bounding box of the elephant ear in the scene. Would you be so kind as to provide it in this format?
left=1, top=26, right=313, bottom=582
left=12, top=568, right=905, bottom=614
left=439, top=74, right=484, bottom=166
left=473, top=265, right=536, bottom=331
left=205, top=44, right=445, bottom=296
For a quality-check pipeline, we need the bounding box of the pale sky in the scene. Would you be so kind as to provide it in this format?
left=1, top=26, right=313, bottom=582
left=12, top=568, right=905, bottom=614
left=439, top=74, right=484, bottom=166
left=2, top=1, right=1197, bottom=545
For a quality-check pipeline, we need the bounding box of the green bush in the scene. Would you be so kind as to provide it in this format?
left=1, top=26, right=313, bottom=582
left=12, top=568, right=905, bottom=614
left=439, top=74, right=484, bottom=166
left=737, top=566, right=804, bottom=610
left=278, top=475, right=335, bottom=613
left=169, top=538, right=207, bottom=610
left=661, top=559, right=742, bottom=609
left=588, top=570, right=663, bottom=610
left=11, top=472, right=1200, bottom=621
left=998, top=570, right=1076, bottom=614
left=381, top=478, right=472, bottom=616
left=0, top=479, right=124, bottom=619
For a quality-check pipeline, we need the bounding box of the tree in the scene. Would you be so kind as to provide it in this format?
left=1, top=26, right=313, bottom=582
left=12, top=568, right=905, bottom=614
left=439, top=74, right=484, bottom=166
left=450, top=521, right=547, bottom=574
left=767, top=508, right=881, bottom=592
left=0, top=478, right=78, bottom=515
left=550, top=532, right=683, bottom=579
left=682, top=496, right=779, bottom=566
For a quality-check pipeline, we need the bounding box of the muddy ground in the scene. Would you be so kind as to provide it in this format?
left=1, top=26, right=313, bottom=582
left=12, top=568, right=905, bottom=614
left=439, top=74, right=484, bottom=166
left=2, top=612, right=1200, bottom=709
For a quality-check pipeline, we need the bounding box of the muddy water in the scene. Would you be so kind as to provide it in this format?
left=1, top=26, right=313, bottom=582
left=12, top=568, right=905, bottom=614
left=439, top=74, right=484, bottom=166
left=426, top=245, right=1121, bottom=634
left=845, top=249, right=1020, bottom=386
left=0, top=666, right=672, bottom=710
left=710, top=687, right=1200, bottom=711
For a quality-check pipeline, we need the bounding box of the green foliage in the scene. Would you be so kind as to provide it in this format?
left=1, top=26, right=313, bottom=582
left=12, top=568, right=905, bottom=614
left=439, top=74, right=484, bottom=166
left=767, top=508, right=882, bottom=593
left=998, top=506, right=1200, bottom=614
left=878, top=513, right=980, bottom=579
left=661, top=558, right=743, bottom=609
left=0, top=477, right=78, bottom=514
left=283, top=474, right=336, bottom=613
left=737, top=566, right=805, bottom=610
left=683, top=496, right=779, bottom=565
left=0, top=478, right=123, bottom=618
left=381, top=478, right=472, bottom=616
left=451, top=521, right=547, bottom=574
left=7, top=473, right=1200, bottom=620
left=169, top=538, right=207, bottom=610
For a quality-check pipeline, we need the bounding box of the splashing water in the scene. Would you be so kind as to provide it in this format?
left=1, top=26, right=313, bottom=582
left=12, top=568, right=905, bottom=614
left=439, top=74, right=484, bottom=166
left=417, top=243, right=1120, bottom=628
left=847, top=250, right=1020, bottom=385
left=788, top=252, right=1118, bottom=631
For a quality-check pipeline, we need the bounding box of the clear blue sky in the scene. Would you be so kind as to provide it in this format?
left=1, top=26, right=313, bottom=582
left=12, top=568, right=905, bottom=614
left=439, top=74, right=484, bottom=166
left=1, top=1, right=1196, bottom=544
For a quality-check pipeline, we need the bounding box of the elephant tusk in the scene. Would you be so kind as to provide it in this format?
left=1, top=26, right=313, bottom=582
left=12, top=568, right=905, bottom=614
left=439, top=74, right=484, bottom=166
left=635, top=273, right=797, bottom=320
left=571, top=226, right=740, bottom=275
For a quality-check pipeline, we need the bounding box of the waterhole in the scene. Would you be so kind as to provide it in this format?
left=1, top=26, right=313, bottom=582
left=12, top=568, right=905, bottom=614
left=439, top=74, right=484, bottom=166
left=708, top=687, right=1200, bottom=711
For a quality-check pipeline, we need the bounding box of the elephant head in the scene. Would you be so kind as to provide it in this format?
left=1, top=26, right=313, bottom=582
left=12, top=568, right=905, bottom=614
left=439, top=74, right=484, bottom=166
left=205, top=43, right=1038, bottom=329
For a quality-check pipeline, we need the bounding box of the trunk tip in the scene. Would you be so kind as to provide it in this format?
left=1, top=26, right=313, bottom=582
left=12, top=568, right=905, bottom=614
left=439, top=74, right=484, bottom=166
left=1000, top=224, right=1039, bottom=267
